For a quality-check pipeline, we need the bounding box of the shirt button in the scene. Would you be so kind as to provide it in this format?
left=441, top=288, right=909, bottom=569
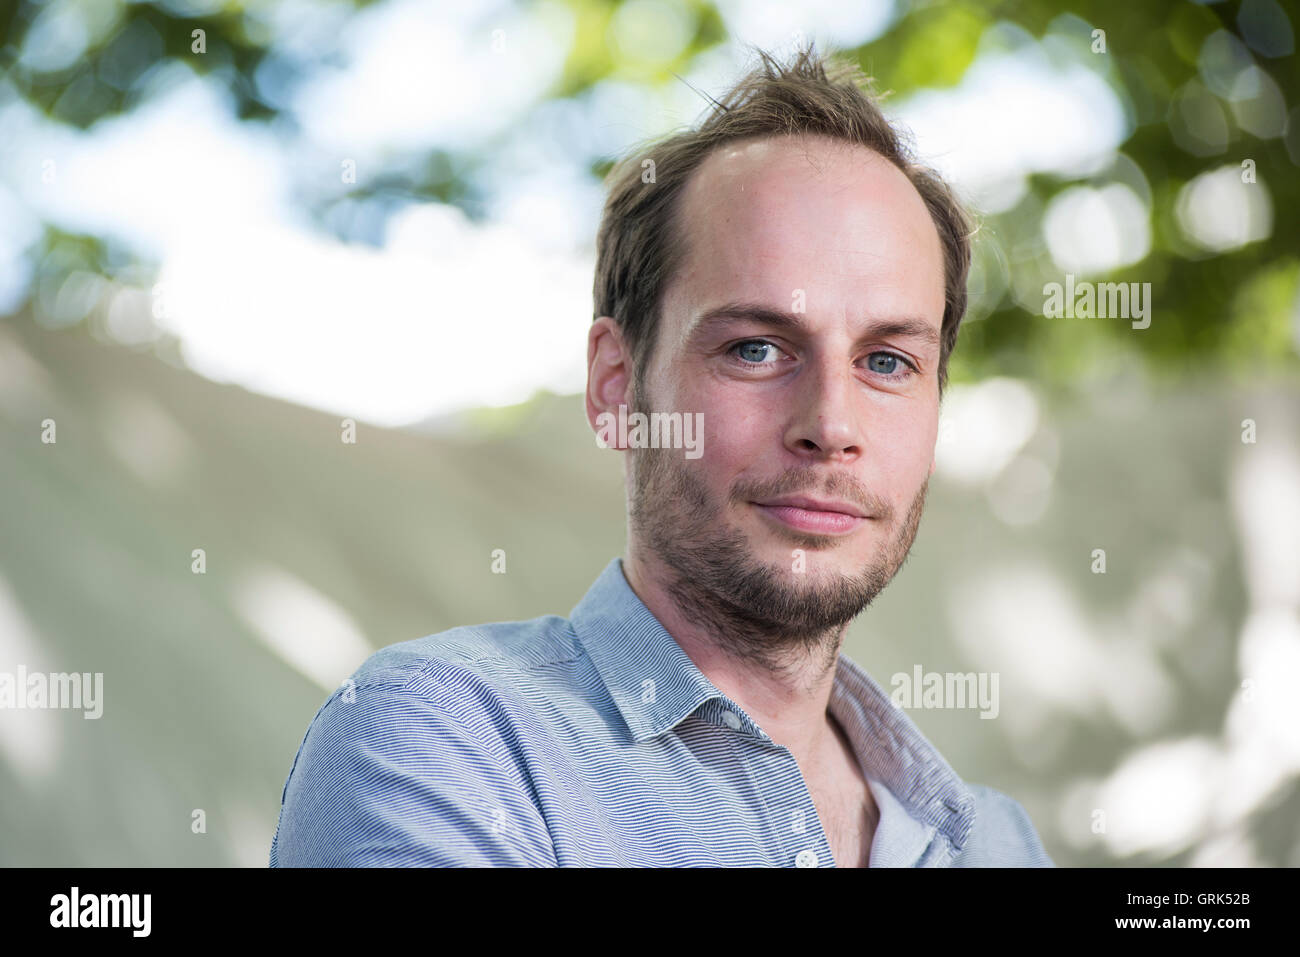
left=722, top=711, right=742, bottom=730
left=795, top=849, right=819, bottom=868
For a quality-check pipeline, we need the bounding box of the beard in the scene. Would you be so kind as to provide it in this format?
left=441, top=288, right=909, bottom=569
left=627, top=381, right=930, bottom=680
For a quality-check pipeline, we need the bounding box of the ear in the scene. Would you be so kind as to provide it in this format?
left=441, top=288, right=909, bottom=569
left=586, top=316, right=634, bottom=450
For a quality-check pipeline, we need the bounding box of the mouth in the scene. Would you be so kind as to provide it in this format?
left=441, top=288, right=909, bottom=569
left=750, top=496, right=871, bottom=535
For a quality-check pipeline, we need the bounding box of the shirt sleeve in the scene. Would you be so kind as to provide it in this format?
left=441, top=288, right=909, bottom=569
left=270, top=680, right=557, bottom=867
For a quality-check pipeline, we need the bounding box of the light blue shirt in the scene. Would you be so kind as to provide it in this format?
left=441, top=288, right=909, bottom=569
left=271, top=558, right=1053, bottom=867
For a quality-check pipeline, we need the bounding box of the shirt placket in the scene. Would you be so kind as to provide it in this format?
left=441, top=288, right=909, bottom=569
left=710, top=700, right=836, bottom=868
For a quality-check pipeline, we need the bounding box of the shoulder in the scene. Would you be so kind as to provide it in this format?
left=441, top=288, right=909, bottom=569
left=950, top=783, right=1055, bottom=867
left=297, top=614, right=592, bottom=759
left=286, top=614, right=590, bottom=780
left=281, top=613, right=593, bottom=778
left=271, top=618, right=579, bottom=866
left=347, top=615, right=583, bottom=705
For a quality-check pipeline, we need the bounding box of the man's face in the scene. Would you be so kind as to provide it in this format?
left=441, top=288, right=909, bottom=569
left=624, top=134, right=946, bottom=652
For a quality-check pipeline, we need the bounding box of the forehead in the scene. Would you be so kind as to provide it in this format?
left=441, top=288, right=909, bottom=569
left=663, top=134, right=946, bottom=347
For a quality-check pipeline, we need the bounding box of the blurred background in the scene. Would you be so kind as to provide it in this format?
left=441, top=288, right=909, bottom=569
left=1, top=0, right=1298, bottom=867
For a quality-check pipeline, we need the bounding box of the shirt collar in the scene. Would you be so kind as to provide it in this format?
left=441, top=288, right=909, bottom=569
left=865, top=772, right=938, bottom=867
left=570, top=558, right=725, bottom=742
left=830, top=653, right=977, bottom=858
left=569, top=557, right=977, bottom=857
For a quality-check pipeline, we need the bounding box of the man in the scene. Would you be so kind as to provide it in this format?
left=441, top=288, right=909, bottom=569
left=270, top=44, right=1053, bottom=867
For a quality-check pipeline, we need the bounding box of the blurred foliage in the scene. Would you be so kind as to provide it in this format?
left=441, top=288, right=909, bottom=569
left=1, top=0, right=1297, bottom=389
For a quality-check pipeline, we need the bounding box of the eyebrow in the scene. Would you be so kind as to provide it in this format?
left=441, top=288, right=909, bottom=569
left=684, top=301, right=942, bottom=351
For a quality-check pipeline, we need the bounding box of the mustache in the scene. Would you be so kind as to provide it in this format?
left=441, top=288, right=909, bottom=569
left=728, top=467, right=892, bottom=520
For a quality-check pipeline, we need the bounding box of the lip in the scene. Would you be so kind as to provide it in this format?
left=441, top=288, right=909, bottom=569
left=751, top=496, right=871, bottom=534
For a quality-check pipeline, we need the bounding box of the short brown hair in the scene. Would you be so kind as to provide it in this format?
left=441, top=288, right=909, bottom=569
left=592, top=42, right=975, bottom=396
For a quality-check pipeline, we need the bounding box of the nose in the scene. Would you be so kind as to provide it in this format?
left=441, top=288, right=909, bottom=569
left=782, top=355, right=864, bottom=463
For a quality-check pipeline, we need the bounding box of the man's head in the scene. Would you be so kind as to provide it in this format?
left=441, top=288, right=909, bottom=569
left=586, top=44, right=974, bottom=670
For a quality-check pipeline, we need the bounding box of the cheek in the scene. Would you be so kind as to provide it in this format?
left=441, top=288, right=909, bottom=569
left=685, top=381, right=775, bottom=470
left=871, top=406, right=937, bottom=477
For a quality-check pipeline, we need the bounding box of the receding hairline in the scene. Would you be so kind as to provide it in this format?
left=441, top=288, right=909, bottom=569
left=675, top=130, right=935, bottom=240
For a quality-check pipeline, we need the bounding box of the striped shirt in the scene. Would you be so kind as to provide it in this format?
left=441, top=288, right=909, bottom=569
left=270, top=557, right=1053, bottom=867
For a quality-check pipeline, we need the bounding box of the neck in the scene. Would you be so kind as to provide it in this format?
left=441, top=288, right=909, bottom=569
left=621, top=547, right=848, bottom=770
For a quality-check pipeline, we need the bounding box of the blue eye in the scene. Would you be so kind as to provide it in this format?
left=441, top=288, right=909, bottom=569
left=867, top=352, right=904, bottom=376
left=732, top=340, right=782, bottom=364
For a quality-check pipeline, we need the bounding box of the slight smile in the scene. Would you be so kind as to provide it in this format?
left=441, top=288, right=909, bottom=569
left=751, top=496, right=871, bottom=535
